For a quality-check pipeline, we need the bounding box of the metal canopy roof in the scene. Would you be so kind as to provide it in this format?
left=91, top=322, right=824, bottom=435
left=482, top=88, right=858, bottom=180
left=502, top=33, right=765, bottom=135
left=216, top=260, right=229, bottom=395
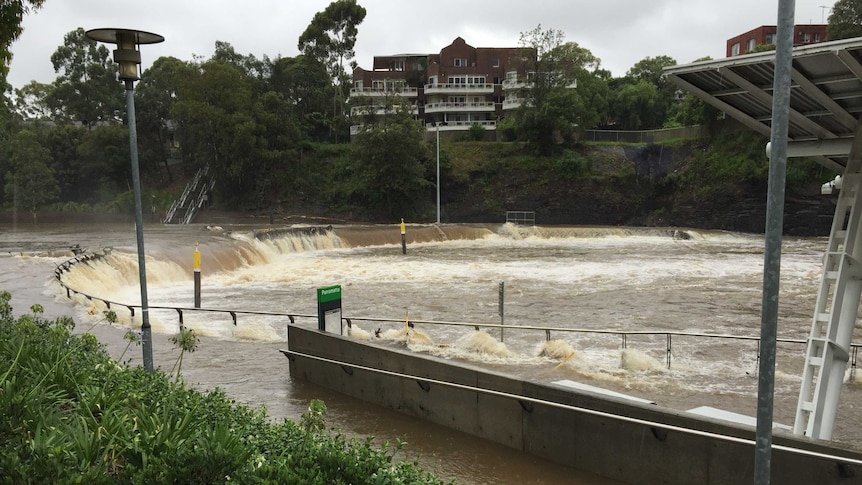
left=664, top=38, right=862, bottom=172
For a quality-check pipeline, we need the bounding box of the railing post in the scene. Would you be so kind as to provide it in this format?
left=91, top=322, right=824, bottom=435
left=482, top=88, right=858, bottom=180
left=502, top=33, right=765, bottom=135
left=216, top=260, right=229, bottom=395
left=666, top=334, right=672, bottom=369
left=499, top=281, right=505, bottom=342
left=193, top=242, right=201, bottom=308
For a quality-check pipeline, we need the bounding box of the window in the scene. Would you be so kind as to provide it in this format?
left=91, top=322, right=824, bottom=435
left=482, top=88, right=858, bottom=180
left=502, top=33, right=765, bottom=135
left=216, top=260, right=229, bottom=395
left=393, top=60, right=404, bottom=71
left=505, top=71, right=518, bottom=83
left=454, top=58, right=467, bottom=67
left=354, top=80, right=363, bottom=89
left=814, top=33, right=821, bottom=42
left=799, top=32, right=811, bottom=43
left=414, top=62, right=423, bottom=71
left=765, top=33, right=775, bottom=45
left=492, top=57, right=500, bottom=67
left=747, top=38, right=756, bottom=52
left=731, top=43, right=740, bottom=56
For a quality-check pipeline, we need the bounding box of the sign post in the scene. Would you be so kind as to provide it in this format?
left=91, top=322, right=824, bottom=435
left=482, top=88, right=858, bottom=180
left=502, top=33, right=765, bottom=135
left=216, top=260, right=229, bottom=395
left=317, top=285, right=343, bottom=335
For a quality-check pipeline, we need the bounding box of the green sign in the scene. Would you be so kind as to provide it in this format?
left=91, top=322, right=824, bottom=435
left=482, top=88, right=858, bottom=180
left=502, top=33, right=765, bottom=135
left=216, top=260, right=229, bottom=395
left=317, top=285, right=342, bottom=303
left=317, top=285, right=343, bottom=334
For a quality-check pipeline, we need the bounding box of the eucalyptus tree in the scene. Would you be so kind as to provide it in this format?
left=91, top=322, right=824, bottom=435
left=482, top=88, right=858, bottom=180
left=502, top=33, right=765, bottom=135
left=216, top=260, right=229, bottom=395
left=171, top=57, right=259, bottom=206
left=0, top=0, right=45, bottom=86
left=269, top=54, right=332, bottom=142
left=298, top=0, right=366, bottom=142
left=514, top=25, right=608, bottom=154
left=47, top=27, right=122, bottom=128
left=11, top=80, right=54, bottom=120
left=828, top=0, right=862, bottom=40
left=2, top=129, right=59, bottom=220
left=610, top=55, right=677, bottom=129
left=136, top=56, right=192, bottom=183
left=0, top=0, right=46, bottom=149
left=350, top=98, right=430, bottom=219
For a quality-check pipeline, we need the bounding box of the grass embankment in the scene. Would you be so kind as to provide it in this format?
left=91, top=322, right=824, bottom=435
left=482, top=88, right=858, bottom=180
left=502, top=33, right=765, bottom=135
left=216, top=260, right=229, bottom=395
left=0, top=292, right=450, bottom=484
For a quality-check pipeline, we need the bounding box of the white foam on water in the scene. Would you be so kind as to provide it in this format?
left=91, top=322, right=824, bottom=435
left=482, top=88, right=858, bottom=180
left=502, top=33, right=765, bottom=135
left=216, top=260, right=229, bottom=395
left=348, top=324, right=371, bottom=340
left=455, top=331, right=513, bottom=358
left=620, top=348, right=664, bottom=371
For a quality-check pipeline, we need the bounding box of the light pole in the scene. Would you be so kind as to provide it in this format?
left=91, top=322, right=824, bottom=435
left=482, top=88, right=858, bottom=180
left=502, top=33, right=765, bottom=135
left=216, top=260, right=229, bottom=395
left=86, top=28, right=164, bottom=373
left=436, top=122, right=441, bottom=224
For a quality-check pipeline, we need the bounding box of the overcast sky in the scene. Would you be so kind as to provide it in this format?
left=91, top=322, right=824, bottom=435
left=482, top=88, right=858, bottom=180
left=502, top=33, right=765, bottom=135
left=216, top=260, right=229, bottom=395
left=8, top=0, right=834, bottom=90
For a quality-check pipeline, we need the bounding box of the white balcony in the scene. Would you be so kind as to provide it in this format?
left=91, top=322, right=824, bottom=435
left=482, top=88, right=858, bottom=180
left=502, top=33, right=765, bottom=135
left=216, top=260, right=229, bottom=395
left=425, top=120, right=497, bottom=132
left=502, top=98, right=525, bottom=110
left=424, top=83, right=494, bottom=95
left=350, top=105, right=419, bottom=117
left=349, top=86, right=419, bottom=97
left=502, top=79, right=529, bottom=90
left=424, top=101, right=496, bottom=113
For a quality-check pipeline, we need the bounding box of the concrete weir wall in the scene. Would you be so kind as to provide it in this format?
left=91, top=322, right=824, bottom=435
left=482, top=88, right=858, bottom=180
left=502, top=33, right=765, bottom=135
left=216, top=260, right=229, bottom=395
left=285, top=326, right=861, bottom=484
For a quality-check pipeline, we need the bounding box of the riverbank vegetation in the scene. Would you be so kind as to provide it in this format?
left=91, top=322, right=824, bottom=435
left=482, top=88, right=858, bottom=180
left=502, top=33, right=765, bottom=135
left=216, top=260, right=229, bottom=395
left=0, top=291, right=451, bottom=484
left=0, top=1, right=844, bottom=232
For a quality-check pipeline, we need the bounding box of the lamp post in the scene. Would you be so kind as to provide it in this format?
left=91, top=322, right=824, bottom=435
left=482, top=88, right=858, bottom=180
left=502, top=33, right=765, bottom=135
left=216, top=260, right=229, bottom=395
left=86, top=28, right=164, bottom=373
left=436, top=122, right=441, bottom=224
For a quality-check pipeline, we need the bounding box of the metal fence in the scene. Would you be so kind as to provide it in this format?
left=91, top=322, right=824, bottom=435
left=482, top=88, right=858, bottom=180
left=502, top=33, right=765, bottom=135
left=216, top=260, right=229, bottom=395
left=583, top=125, right=705, bottom=144
left=53, top=249, right=860, bottom=375
left=505, top=211, right=535, bottom=225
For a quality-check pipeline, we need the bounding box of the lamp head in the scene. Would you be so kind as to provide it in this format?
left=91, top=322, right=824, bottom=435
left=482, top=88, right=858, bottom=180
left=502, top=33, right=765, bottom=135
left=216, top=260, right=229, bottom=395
left=85, top=29, right=164, bottom=82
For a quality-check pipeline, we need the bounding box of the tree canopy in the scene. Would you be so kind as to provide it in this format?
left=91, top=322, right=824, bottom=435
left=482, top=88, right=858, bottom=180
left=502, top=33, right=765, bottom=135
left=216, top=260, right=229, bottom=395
left=0, top=0, right=45, bottom=86
left=0, top=13, right=721, bottom=220
left=828, top=0, right=862, bottom=40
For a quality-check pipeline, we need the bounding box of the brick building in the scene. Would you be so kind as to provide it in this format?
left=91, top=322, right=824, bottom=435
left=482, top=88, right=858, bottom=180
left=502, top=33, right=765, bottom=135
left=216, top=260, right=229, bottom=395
left=350, top=37, right=533, bottom=136
left=726, top=24, right=827, bottom=57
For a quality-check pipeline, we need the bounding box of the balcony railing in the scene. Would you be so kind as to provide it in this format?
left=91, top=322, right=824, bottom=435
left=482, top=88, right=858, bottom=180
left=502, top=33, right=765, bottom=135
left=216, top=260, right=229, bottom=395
left=350, top=105, right=419, bottom=117
left=424, top=83, right=494, bottom=94
left=502, top=80, right=529, bottom=90
left=424, top=101, right=496, bottom=113
left=349, top=86, right=419, bottom=97
left=502, top=98, right=525, bottom=110
left=425, top=120, right=497, bottom=131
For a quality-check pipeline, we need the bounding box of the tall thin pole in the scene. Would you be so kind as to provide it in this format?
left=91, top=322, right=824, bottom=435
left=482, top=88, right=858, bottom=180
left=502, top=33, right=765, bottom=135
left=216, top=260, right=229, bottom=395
left=436, top=123, right=441, bottom=224
left=126, top=79, right=154, bottom=372
left=755, top=1, right=794, bottom=483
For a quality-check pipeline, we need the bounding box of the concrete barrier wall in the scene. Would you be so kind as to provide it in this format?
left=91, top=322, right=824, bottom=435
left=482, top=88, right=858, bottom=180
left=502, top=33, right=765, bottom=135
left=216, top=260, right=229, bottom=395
left=285, top=326, right=861, bottom=484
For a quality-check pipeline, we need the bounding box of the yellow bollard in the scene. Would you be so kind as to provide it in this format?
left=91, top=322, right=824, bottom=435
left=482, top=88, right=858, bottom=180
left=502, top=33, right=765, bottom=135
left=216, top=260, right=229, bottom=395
left=193, top=242, right=201, bottom=308
left=400, top=218, right=407, bottom=255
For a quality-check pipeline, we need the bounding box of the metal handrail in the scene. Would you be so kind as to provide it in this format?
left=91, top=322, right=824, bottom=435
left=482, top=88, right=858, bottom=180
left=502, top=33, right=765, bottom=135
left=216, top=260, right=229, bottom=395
left=283, top=350, right=862, bottom=467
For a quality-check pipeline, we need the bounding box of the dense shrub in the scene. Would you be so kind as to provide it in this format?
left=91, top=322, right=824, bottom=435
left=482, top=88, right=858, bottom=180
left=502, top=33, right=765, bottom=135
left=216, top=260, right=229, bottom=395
left=0, top=291, right=450, bottom=484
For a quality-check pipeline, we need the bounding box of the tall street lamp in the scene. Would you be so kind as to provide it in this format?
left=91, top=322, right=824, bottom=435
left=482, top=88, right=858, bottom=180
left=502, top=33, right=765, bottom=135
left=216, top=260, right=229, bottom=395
left=436, top=122, right=441, bottom=224
left=86, top=28, right=164, bottom=373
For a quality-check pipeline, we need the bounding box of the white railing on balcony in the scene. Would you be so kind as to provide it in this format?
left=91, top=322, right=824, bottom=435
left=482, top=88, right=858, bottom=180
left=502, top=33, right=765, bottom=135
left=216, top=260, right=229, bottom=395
left=424, top=83, right=495, bottom=94
left=349, top=86, right=419, bottom=97
left=502, top=80, right=529, bottom=90
left=350, top=105, right=419, bottom=117
left=424, top=101, right=496, bottom=113
left=425, top=120, right=497, bottom=131
left=502, top=98, right=525, bottom=110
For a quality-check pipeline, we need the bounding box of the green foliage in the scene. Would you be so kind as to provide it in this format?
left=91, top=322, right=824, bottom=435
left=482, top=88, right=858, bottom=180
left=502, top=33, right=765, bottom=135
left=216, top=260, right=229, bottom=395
left=0, top=1, right=45, bottom=86
left=47, top=28, right=123, bottom=127
left=677, top=128, right=769, bottom=190
left=466, top=123, right=486, bottom=141
left=553, top=150, right=592, bottom=179
left=0, top=294, right=451, bottom=484
left=513, top=26, right=609, bottom=155
left=169, top=327, right=199, bottom=379
left=2, top=128, right=60, bottom=218
left=349, top=108, right=430, bottom=219
left=828, top=0, right=862, bottom=40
